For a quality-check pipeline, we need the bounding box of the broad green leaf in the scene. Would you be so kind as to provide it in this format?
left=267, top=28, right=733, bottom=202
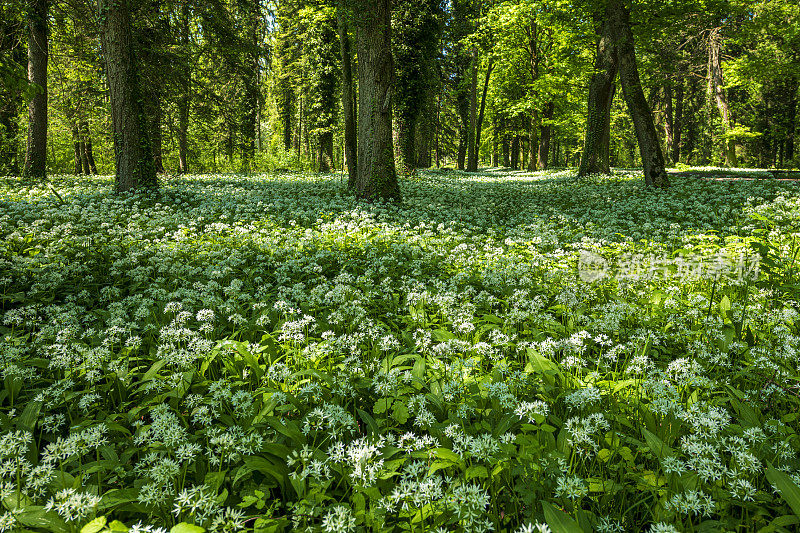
left=642, top=428, right=674, bottom=460
left=766, top=464, right=800, bottom=516
left=541, top=501, right=583, bottom=533
left=170, top=523, right=205, bottom=533
left=81, top=516, right=107, bottom=533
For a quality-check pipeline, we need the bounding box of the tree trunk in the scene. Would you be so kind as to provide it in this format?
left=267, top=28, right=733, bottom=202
left=609, top=0, right=669, bottom=188
left=318, top=131, right=333, bottom=172
left=354, top=0, right=400, bottom=201
left=23, top=0, right=48, bottom=180
left=579, top=12, right=617, bottom=177
left=81, top=122, right=97, bottom=174
left=100, top=0, right=157, bottom=191
left=337, top=9, right=357, bottom=187
left=510, top=135, right=520, bottom=169
left=537, top=101, right=554, bottom=170
left=709, top=28, right=737, bottom=167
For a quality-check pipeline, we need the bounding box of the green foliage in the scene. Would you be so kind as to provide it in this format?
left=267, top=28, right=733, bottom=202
left=2, top=169, right=800, bottom=531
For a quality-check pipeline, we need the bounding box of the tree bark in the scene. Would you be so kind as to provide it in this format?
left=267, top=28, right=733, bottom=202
left=578, top=12, right=617, bottom=177
left=609, top=0, right=669, bottom=188
left=23, top=0, right=48, bottom=180
left=537, top=101, right=554, bottom=170
left=354, top=0, right=400, bottom=201
left=100, top=0, right=157, bottom=192
left=709, top=28, right=737, bottom=167
left=337, top=8, right=357, bottom=187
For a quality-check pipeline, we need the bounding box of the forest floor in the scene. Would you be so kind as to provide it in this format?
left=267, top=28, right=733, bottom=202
left=2, top=168, right=800, bottom=533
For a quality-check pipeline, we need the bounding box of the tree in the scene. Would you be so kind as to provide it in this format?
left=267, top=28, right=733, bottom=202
left=353, top=0, right=401, bottom=201
left=22, top=0, right=48, bottom=180
left=99, top=0, right=157, bottom=191
left=578, top=0, right=669, bottom=188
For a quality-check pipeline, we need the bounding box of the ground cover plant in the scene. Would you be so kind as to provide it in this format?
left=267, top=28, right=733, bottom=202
left=2, top=169, right=800, bottom=533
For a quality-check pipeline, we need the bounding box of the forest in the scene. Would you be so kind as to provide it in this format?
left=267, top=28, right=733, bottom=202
left=2, top=0, right=800, bottom=532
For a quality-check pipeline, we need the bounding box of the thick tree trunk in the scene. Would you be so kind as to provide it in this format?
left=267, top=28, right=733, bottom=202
left=609, top=0, right=669, bottom=188
left=23, top=0, right=48, bottom=180
left=100, top=0, right=157, bottom=192
left=354, top=0, right=400, bottom=201
left=337, top=9, right=357, bottom=187
left=537, top=101, right=554, bottom=170
left=709, top=28, right=737, bottom=167
left=579, top=13, right=617, bottom=177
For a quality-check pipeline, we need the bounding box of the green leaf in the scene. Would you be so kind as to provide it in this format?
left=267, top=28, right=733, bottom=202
left=170, top=523, right=205, bottom=533
left=465, top=465, right=488, bottom=481
left=541, top=501, right=583, bottom=533
left=17, top=400, right=42, bottom=432
left=642, top=428, right=674, bottom=460
left=243, top=456, right=287, bottom=488
left=81, top=516, right=107, bottom=533
left=766, top=464, right=800, bottom=516
left=108, top=521, right=129, bottom=532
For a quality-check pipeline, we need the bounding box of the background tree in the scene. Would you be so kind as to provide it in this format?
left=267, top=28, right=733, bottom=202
left=22, top=0, right=49, bottom=180
left=353, top=0, right=401, bottom=201
left=99, top=0, right=157, bottom=191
